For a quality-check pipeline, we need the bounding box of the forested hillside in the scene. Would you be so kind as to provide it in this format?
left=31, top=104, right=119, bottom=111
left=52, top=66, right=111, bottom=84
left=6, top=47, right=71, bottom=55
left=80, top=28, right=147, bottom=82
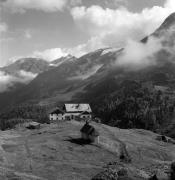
left=90, top=80, right=175, bottom=138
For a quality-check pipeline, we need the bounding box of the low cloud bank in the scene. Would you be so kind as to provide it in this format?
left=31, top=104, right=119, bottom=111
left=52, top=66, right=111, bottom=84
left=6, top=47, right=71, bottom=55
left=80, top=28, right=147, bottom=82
left=1, top=0, right=82, bottom=13
left=70, top=0, right=175, bottom=52
left=0, top=70, right=37, bottom=92
left=30, top=0, right=175, bottom=62
left=116, top=37, right=163, bottom=70
left=33, top=48, right=68, bottom=61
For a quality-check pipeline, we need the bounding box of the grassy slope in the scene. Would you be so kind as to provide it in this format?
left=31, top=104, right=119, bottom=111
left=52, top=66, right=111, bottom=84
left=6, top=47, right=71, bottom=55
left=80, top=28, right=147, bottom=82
left=0, top=121, right=174, bottom=180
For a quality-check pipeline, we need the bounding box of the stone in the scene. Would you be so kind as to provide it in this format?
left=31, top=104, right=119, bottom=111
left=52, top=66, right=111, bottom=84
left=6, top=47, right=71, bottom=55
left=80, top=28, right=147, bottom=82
left=117, top=168, right=128, bottom=177
left=156, top=170, right=169, bottom=180
left=149, top=175, right=158, bottom=180
left=149, top=169, right=169, bottom=180
left=92, top=168, right=118, bottom=180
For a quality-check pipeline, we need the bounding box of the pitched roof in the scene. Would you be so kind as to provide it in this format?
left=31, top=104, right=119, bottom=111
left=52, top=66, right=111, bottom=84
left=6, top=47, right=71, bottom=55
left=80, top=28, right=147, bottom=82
left=80, top=111, right=91, bottom=115
left=64, top=104, right=92, bottom=113
left=50, top=108, right=64, bottom=115
left=80, top=123, right=99, bottom=137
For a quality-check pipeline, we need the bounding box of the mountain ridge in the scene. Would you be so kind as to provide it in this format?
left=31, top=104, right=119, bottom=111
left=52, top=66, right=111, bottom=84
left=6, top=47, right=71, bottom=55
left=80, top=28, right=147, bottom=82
left=0, top=58, right=50, bottom=74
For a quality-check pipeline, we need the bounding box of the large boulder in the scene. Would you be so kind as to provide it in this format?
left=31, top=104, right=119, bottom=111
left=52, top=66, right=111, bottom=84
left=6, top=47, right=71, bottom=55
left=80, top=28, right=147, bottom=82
left=156, top=170, right=169, bottom=180
left=25, top=122, right=41, bottom=129
left=117, top=168, right=133, bottom=180
left=149, top=169, right=170, bottom=180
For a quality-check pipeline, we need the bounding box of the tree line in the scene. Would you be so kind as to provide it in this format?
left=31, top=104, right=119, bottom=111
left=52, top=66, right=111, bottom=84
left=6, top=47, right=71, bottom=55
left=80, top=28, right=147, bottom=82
left=92, top=80, right=175, bottom=137
left=0, top=104, right=50, bottom=130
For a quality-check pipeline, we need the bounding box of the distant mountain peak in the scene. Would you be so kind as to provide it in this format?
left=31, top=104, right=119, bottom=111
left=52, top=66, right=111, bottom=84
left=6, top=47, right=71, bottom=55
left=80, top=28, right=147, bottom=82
left=66, top=54, right=74, bottom=58
left=15, top=58, right=46, bottom=64
left=157, top=12, right=175, bottom=31
left=142, top=12, right=175, bottom=42
left=101, top=47, right=123, bottom=56
left=50, top=54, right=77, bottom=67
left=0, top=57, right=49, bottom=75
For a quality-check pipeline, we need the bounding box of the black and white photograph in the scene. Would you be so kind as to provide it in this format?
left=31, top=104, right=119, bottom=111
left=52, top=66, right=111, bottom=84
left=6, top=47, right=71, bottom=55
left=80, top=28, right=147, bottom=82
left=0, top=0, right=175, bottom=179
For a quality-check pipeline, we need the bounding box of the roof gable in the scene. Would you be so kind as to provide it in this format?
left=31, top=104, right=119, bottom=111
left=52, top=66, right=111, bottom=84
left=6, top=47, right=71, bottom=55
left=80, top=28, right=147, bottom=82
left=64, top=104, right=92, bottom=113
left=80, top=111, right=91, bottom=115
left=50, top=108, right=64, bottom=115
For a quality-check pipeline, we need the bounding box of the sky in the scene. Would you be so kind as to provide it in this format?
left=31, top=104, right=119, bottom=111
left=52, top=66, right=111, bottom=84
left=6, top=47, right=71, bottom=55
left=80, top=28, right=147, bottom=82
left=0, top=0, right=175, bottom=66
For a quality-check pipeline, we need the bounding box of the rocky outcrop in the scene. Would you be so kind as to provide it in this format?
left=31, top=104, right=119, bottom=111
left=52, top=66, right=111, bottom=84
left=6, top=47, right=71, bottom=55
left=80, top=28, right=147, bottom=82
left=92, top=168, right=118, bottom=180
left=149, top=161, right=175, bottom=180
left=91, top=167, right=135, bottom=180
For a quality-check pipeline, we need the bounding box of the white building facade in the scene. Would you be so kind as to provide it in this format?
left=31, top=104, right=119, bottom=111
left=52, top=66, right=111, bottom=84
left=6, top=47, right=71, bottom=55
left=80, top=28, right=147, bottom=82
left=49, top=109, right=64, bottom=121
left=49, top=104, right=92, bottom=122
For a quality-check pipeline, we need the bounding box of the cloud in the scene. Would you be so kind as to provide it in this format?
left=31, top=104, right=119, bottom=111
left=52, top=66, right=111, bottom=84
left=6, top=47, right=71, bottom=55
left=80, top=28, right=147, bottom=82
left=0, top=22, right=7, bottom=33
left=0, top=9, right=8, bottom=66
left=71, top=0, right=175, bottom=49
left=31, top=36, right=106, bottom=61
left=0, top=71, right=15, bottom=92
left=116, top=37, right=162, bottom=70
left=33, top=48, right=68, bottom=61
left=70, top=0, right=82, bottom=7
left=1, top=0, right=82, bottom=12
left=0, top=8, right=7, bottom=34
left=0, top=70, right=37, bottom=92
left=40, top=0, right=175, bottom=60
left=65, top=36, right=107, bottom=57
left=105, top=0, right=127, bottom=6
left=165, top=0, right=175, bottom=11
left=5, top=0, right=175, bottom=66
left=10, top=49, right=70, bottom=63
left=24, top=30, right=32, bottom=39
left=31, top=0, right=175, bottom=62
left=18, top=70, right=37, bottom=82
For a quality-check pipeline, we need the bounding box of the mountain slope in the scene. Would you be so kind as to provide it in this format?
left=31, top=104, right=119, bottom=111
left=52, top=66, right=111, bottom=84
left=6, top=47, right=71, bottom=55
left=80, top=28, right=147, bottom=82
left=0, top=58, right=50, bottom=75
left=0, top=58, right=50, bottom=93
left=0, top=47, right=122, bottom=110
left=50, top=54, right=76, bottom=67
left=142, top=12, right=175, bottom=43
left=0, top=56, right=77, bottom=94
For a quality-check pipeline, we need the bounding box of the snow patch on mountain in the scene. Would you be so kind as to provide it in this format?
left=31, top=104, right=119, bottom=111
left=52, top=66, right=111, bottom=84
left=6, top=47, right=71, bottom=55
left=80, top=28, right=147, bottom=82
left=101, top=48, right=123, bottom=56
left=50, top=55, right=76, bottom=67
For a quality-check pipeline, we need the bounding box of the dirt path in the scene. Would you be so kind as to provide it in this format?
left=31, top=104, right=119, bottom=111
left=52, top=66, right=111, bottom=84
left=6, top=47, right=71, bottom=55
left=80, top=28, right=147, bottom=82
left=24, top=136, right=33, bottom=172
left=97, top=124, right=131, bottom=161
